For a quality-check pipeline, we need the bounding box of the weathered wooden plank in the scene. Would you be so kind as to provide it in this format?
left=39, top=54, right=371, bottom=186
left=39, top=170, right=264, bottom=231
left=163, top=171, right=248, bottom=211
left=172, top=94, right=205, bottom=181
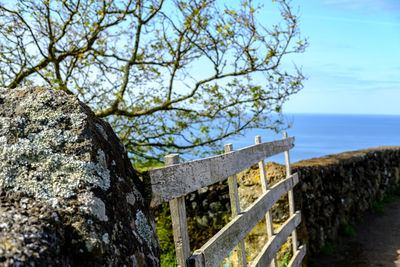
left=225, top=144, right=241, bottom=216
left=149, top=137, right=294, bottom=207
left=287, top=245, right=306, bottom=267
left=250, top=212, right=302, bottom=267
left=224, top=144, right=247, bottom=267
left=190, top=173, right=299, bottom=267
left=166, top=155, right=191, bottom=267
left=255, top=136, right=277, bottom=267
left=170, top=197, right=191, bottom=267
left=283, top=132, right=298, bottom=253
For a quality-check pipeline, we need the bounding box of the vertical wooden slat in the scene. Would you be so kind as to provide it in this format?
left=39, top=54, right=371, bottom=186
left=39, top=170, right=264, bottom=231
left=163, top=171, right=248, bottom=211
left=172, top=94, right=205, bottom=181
left=283, top=132, right=298, bottom=254
left=167, top=154, right=191, bottom=267
left=287, top=245, right=306, bottom=267
left=255, top=136, right=278, bottom=267
left=224, top=144, right=247, bottom=267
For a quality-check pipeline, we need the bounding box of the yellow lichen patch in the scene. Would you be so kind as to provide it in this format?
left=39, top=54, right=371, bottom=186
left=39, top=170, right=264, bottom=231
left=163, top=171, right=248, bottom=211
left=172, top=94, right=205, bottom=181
left=0, top=237, right=20, bottom=252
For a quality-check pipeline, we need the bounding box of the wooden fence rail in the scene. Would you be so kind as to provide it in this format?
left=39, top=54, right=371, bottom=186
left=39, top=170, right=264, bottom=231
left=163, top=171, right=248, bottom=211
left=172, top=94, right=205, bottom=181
left=148, top=133, right=306, bottom=267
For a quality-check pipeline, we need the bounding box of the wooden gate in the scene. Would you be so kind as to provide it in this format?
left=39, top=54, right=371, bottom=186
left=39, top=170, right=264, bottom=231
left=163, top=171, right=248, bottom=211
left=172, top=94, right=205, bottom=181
left=148, top=133, right=306, bottom=267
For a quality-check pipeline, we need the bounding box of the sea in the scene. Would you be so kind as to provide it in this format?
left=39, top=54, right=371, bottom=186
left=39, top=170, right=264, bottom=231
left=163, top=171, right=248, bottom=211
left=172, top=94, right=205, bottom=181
left=223, top=113, right=400, bottom=164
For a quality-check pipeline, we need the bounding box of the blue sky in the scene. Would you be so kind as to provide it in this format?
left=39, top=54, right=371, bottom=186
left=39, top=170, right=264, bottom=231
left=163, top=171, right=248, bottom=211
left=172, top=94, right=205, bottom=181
left=277, top=0, right=400, bottom=115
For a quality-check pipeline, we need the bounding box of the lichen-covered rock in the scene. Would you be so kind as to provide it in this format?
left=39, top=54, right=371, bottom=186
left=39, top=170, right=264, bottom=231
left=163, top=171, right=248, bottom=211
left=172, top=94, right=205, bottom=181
left=0, top=87, right=160, bottom=266
left=0, top=190, right=67, bottom=266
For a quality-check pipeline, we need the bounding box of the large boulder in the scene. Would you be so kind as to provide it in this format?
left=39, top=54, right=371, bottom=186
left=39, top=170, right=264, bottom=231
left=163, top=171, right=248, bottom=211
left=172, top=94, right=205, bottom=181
left=0, top=87, right=160, bottom=266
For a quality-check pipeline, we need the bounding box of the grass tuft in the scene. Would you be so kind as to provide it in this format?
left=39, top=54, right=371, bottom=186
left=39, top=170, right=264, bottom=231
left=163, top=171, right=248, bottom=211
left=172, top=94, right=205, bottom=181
left=278, top=251, right=292, bottom=267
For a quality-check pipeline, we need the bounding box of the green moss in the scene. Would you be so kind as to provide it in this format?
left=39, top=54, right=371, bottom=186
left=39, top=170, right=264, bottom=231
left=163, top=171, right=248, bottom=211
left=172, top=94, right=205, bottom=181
left=339, top=223, right=356, bottom=237
left=155, top=203, right=177, bottom=267
left=370, top=191, right=399, bottom=215
left=382, top=194, right=395, bottom=204
left=370, top=201, right=386, bottom=215
left=321, top=242, right=337, bottom=256
left=278, top=251, right=292, bottom=267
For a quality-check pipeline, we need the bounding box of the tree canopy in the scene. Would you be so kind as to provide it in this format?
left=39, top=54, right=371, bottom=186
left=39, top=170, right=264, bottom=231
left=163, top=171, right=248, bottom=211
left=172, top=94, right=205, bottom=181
left=0, top=0, right=306, bottom=161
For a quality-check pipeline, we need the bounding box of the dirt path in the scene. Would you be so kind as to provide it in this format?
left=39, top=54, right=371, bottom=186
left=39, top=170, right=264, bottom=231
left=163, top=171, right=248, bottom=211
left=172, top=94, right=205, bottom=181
left=309, top=195, right=400, bottom=267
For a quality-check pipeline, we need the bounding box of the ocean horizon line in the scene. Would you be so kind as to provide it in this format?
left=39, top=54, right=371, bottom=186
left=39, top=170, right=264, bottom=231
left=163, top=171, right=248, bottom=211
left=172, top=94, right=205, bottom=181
left=283, top=112, right=400, bottom=117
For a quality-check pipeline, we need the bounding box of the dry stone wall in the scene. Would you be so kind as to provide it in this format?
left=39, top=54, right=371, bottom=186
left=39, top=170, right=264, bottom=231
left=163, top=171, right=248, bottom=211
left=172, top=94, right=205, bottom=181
left=293, top=147, right=400, bottom=255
